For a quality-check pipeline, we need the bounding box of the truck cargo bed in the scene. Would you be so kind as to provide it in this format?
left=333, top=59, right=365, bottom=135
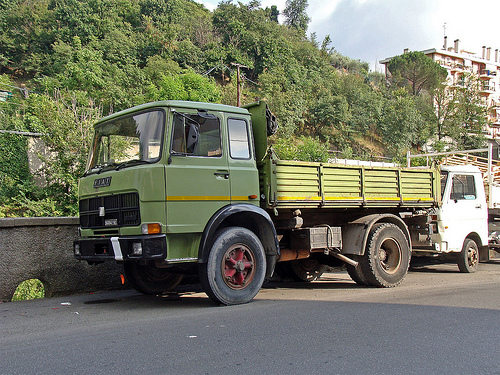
left=259, top=155, right=440, bottom=209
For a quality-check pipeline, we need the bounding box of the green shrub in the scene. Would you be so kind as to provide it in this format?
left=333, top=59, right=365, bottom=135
left=12, top=279, right=45, bottom=301
left=272, top=136, right=329, bottom=162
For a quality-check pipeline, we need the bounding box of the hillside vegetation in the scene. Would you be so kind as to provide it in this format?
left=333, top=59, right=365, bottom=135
left=0, top=0, right=489, bottom=216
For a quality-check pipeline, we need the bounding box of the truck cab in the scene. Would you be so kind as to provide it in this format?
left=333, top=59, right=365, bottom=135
left=74, top=100, right=279, bottom=305
left=412, top=164, right=488, bottom=271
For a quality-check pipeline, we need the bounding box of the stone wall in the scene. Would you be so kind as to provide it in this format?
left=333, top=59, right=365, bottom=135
left=0, top=217, right=124, bottom=302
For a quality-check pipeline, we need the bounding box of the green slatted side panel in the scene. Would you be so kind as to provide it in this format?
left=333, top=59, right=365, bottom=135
left=364, top=169, right=399, bottom=199
left=264, top=157, right=438, bottom=208
left=400, top=170, right=434, bottom=199
left=275, top=164, right=321, bottom=201
left=323, top=167, right=362, bottom=198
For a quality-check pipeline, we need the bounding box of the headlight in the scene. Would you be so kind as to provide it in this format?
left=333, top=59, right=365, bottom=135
left=132, top=242, right=143, bottom=255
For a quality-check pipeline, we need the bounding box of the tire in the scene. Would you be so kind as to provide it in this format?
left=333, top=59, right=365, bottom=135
left=287, top=258, right=327, bottom=282
left=457, top=238, right=479, bottom=273
left=346, top=256, right=369, bottom=286
left=358, top=223, right=410, bottom=288
left=124, top=262, right=183, bottom=295
left=199, top=227, right=266, bottom=305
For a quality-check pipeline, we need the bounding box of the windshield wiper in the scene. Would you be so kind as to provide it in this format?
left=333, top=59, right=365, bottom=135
left=115, top=159, right=151, bottom=171
left=84, top=162, right=116, bottom=176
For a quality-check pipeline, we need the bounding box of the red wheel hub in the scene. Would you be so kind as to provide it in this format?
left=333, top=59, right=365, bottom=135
left=222, top=244, right=255, bottom=290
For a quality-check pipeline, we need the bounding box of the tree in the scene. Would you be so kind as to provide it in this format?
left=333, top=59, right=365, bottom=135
left=24, top=90, right=101, bottom=214
left=387, top=51, right=447, bottom=96
left=381, top=89, right=427, bottom=156
left=449, top=73, right=488, bottom=149
left=283, top=0, right=310, bottom=32
left=432, top=83, right=455, bottom=142
left=147, top=70, right=221, bottom=103
left=427, top=73, right=488, bottom=150
left=268, top=5, right=279, bottom=22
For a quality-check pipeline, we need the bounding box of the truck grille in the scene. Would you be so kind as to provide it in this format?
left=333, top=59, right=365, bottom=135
left=79, top=193, right=140, bottom=229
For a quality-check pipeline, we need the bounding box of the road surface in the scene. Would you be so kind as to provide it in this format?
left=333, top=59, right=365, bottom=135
left=1, top=261, right=500, bottom=374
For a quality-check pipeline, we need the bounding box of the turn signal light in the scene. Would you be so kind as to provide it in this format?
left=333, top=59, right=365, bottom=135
left=141, top=223, right=161, bottom=234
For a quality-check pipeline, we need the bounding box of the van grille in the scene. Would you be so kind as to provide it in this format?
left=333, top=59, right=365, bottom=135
left=79, top=193, right=140, bottom=229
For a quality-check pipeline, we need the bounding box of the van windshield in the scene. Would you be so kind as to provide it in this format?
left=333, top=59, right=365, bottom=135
left=86, top=109, right=165, bottom=174
left=440, top=171, right=448, bottom=199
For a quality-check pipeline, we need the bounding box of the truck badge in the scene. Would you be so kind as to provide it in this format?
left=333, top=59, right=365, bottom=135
left=94, top=177, right=112, bottom=188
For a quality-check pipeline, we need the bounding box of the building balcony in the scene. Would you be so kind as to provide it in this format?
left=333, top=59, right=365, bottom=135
left=480, top=70, right=497, bottom=79
left=450, top=64, right=464, bottom=72
left=481, top=85, right=496, bottom=94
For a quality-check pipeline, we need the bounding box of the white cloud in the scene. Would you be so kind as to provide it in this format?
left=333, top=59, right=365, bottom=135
left=199, top=0, right=216, bottom=11
left=307, top=0, right=341, bottom=26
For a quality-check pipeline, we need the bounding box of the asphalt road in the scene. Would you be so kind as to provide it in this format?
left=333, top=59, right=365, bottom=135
left=2, top=261, right=500, bottom=375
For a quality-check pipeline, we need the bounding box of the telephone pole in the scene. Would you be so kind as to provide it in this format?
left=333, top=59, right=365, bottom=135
left=231, top=62, right=248, bottom=107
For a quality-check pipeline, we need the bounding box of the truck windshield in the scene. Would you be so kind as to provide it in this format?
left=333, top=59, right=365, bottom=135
left=86, top=109, right=165, bottom=173
left=440, top=171, right=448, bottom=199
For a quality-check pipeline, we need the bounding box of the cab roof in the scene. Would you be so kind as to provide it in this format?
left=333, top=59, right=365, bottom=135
left=440, top=164, right=482, bottom=174
left=95, top=100, right=250, bottom=125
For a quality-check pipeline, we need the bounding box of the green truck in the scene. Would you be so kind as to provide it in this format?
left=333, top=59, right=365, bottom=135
left=74, top=100, right=440, bottom=305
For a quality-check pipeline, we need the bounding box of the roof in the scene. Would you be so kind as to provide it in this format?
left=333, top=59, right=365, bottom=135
left=440, top=164, right=482, bottom=174
left=95, top=100, right=250, bottom=125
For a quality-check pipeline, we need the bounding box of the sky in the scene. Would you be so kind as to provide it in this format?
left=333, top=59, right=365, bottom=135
left=196, top=0, right=500, bottom=72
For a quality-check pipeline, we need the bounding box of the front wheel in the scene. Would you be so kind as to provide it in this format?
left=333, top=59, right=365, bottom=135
left=457, top=238, right=479, bottom=273
left=358, top=223, right=410, bottom=288
left=199, top=227, right=266, bottom=305
left=124, top=262, right=184, bottom=295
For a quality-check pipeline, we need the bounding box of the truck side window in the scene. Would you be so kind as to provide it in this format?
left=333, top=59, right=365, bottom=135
left=450, top=174, right=476, bottom=200
left=171, top=113, right=221, bottom=157
left=228, top=118, right=250, bottom=159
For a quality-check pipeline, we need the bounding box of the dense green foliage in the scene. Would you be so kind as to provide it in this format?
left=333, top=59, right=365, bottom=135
left=0, top=0, right=487, bottom=216
left=11, top=279, right=45, bottom=301
left=387, top=51, right=448, bottom=96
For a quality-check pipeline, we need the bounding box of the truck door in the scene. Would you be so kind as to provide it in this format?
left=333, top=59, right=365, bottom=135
left=226, top=117, right=260, bottom=205
left=440, top=172, right=487, bottom=251
left=165, top=110, right=230, bottom=251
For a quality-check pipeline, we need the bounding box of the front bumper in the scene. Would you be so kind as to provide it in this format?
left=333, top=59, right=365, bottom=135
left=74, top=234, right=167, bottom=262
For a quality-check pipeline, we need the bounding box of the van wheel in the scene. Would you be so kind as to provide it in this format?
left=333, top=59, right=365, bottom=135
left=124, top=262, right=183, bottom=295
left=199, top=227, right=266, bottom=305
left=457, top=238, right=479, bottom=273
left=359, top=223, right=410, bottom=288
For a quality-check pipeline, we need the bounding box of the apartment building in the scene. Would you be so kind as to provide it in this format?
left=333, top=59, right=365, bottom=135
left=381, top=37, right=500, bottom=138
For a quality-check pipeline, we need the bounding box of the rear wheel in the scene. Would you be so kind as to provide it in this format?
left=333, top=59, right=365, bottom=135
left=124, top=262, right=184, bottom=295
left=358, top=223, right=410, bottom=288
left=199, top=227, right=266, bottom=305
left=346, top=256, right=369, bottom=286
left=457, top=238, right=479, bottom=273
